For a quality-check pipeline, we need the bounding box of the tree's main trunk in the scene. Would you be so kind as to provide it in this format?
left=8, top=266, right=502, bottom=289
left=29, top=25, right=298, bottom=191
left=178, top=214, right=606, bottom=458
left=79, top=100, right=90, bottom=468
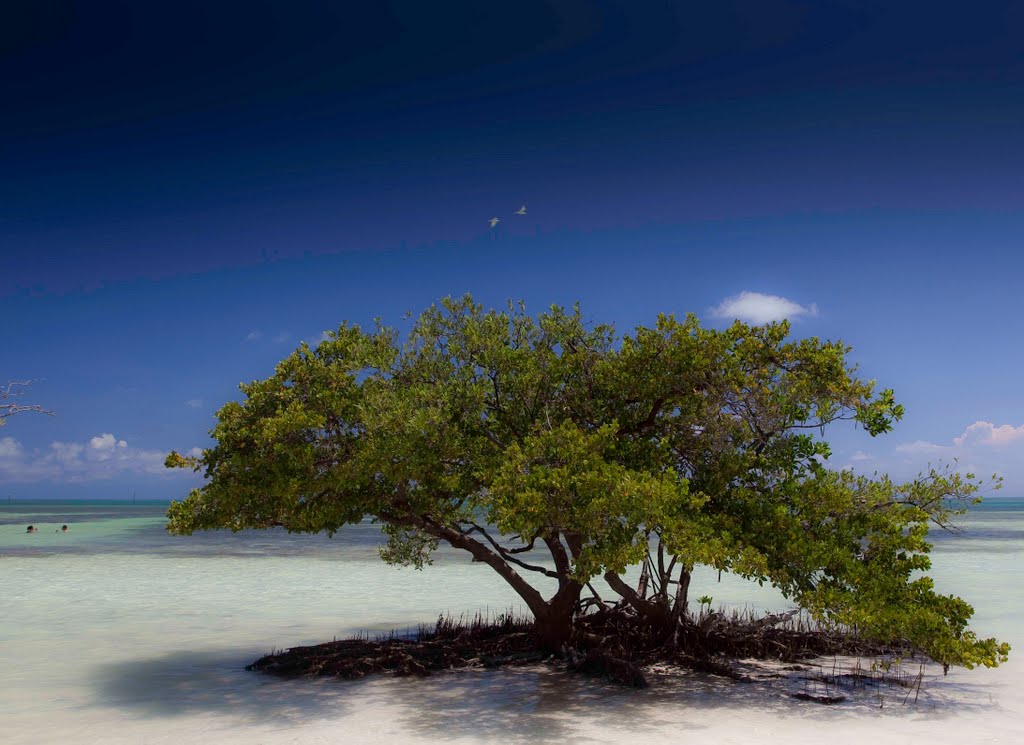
left=534, top=580, right=583, bottom=653
left=534, top=607, right=574, bottom=653
left=415, top=517, right=583, bottom=654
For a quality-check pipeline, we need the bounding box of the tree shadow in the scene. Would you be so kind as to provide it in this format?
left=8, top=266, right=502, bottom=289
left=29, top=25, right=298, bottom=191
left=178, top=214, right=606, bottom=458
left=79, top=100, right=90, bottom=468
left=93, top=646, right=1001, bottom=739
left=380, top=660, right=1003, bottom=742
left=92, top=647, right=365, bottom=724
left=384, top=666, right=711, bottom=742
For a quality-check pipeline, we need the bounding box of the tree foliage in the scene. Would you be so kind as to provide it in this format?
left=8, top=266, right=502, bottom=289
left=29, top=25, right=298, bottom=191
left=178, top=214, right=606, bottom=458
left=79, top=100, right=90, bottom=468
left=167, top=296, right=1008, bottom=667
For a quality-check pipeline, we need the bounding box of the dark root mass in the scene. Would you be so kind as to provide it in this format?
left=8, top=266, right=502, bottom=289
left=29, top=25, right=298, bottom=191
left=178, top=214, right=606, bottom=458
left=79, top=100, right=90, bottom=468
left=248, top=607, right=911, bottom=691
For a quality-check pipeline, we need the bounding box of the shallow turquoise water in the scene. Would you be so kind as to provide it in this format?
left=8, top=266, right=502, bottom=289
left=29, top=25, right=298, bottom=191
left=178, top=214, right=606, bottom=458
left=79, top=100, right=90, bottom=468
left=1, top=499, right=1022, bottom=744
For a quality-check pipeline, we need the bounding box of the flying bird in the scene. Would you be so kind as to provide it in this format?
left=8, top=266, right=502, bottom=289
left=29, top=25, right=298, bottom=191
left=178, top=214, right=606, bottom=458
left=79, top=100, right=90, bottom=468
left=514, top=205, right=527, bottom=215
left=489, top=217, right=500, bottom=228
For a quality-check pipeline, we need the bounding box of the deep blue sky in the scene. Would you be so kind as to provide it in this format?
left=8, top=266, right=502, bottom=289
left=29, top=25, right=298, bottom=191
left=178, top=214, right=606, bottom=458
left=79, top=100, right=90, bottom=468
left=2, top=1, right=1023, bottom=498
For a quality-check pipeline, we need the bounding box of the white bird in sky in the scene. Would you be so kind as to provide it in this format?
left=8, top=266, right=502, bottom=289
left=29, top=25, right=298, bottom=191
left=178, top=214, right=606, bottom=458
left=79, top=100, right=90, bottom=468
left=489, top=217, right=500, bottom=228
left=514, top=205, right=527, bottom=215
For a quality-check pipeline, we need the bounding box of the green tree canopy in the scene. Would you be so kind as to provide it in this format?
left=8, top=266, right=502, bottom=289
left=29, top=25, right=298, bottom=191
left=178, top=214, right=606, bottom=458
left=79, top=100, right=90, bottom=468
left=168, top=296, right=1008, bottom=667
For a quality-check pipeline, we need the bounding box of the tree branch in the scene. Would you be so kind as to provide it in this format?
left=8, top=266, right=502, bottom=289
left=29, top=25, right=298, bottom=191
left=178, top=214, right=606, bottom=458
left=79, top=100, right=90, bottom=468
left=603, top=571, right=666, bottom=621
left=616, top=396, right=666, bottom=437
left=0, top=380, right=54, bottom=424
left=409, top=514, right=550, bottom=617
left=463, top=523, right=562, bottom=579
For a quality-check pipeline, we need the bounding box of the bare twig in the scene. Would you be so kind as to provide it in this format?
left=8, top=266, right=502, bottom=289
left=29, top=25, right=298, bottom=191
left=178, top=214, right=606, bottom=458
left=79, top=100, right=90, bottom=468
left=0, top=380, right=54, bottom=425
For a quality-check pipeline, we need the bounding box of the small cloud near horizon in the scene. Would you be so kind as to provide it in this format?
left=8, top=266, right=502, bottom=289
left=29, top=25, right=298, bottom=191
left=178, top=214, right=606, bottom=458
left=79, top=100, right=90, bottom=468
left=0, top=433, right=201, bottom=483
left=846, top=419, right=1024, bottom=493
left=896, top=421, right=1024, bottom=455
left=90, top=432, right=127, bottom=450
left=710, top=291, right=819, bottom=325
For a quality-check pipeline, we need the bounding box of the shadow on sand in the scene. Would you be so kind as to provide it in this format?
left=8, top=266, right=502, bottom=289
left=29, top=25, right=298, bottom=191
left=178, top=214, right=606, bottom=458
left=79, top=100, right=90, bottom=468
left=92, top=647, right=366, bottom=724
left=93, top=647, right=1000, bottom=741
left=385, top=663, right=999, bottom=743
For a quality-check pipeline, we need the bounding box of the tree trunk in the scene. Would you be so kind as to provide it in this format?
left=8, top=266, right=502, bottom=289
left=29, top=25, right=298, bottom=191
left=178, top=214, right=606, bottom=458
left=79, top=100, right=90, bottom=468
left=412, top=517, right=587, bottom=653
left=671, top=566, right=692, bottom=623
left=534, top=607, right=574, bottom=653
left=534, top=580, right=583, bottom=653
left=668, top=565, right=692, bottom=648
left=636, top=555, right=651, bottom=598
left=604, top=571, right=667, bottom=622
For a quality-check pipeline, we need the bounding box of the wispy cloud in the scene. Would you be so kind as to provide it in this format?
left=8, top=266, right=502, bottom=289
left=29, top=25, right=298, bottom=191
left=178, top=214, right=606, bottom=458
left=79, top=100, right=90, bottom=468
left=845, top=419, right=1024, bottom=492
left=895, top=421, right=1024, bottom=456
left=0, top=433, right=196, bottom=483
left=710, top=291, right=818, bottom=325
left=245, top=330, right=291, bottom=344
left=303, top=330, right=333, bottom=346
left=185, top=398, right=203, bottom=409
left=0, top=437, right=24, bottom=458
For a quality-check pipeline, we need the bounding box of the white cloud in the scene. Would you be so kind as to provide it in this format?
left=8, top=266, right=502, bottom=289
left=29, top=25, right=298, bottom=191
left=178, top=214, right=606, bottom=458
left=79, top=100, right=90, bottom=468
left=88, top=433, right=128, bottom=463
left=245, top=330, right=263, bottom=342
left=953, top=421, right=1024, bottom=448
left=0, top=433, right=199, bottom=484
left=710, top=291, right=818, bottom=325
left=894, top=440, right=949, bottom=455
left=51, top=442, right=85, bottom=462
left=848, top=419, right=1024, bottom=493
left=896, top=421, right=1024, bottom=456
left=185, top=398, right=203, bottom=409
left=0, top=436, right=24, bottom=457
left=90, top=433, right=128, bottom=451
left=272, top=332, right=291, bottom=343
